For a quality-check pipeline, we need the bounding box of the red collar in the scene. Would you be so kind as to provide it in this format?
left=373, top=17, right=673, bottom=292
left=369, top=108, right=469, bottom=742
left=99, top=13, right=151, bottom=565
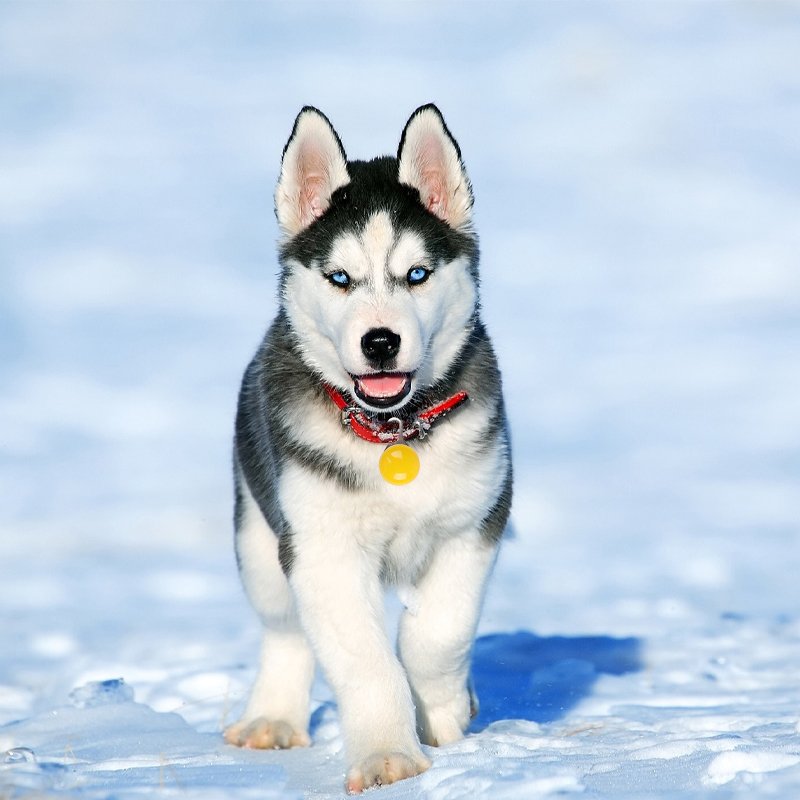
left=323, top=384, right=469, bottom=445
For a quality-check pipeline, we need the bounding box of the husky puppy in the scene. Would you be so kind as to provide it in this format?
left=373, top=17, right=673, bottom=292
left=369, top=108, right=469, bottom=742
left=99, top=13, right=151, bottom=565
left=225, top=104, right=512, bottom=793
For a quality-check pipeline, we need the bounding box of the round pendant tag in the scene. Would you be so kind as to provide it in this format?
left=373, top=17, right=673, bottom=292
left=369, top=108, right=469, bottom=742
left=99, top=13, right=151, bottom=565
left=379, top=443, right=420, bottom=485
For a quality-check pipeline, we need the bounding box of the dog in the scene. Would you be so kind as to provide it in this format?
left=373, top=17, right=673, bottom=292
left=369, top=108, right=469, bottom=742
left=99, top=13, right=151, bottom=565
left=224, top=104, right=512, bottom=793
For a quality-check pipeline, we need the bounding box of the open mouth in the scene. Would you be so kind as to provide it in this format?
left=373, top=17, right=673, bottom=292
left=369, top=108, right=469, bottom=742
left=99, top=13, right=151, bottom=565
left=352, top=372, right=413, bottom=409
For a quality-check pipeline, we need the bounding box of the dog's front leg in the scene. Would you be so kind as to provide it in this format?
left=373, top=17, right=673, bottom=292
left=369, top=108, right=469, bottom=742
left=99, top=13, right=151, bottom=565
left=398, top=533, right=498, bottom=747
left=284, top=481, right=429, bottom=792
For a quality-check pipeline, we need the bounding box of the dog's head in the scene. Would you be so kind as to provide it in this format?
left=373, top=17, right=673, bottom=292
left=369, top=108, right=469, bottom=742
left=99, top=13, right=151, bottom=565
left=276, top=105, right=479, bottom=413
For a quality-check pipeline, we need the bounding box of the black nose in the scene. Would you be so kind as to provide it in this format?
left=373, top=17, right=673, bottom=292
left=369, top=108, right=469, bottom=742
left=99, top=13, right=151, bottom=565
left=361, top=327, right=401, bottom=366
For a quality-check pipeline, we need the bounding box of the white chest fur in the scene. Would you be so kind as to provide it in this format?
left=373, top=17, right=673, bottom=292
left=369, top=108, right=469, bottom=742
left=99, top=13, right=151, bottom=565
left=278, top=398, right=506, bottom=585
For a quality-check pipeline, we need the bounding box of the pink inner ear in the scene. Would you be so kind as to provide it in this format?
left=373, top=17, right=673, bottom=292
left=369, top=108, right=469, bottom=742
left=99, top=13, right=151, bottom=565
left=297, top=145, right=331, bottom=226
left=301, top=173, right=327, bottom=225
left=413, top=132, right=450, bottom=220
left=421, top=168, right=447, bottom=217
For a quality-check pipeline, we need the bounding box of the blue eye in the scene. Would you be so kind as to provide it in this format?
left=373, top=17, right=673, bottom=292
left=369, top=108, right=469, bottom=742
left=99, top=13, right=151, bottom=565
left=327, top=270, right=350, bottom=288
left=407, top=266, right=431, bottom=286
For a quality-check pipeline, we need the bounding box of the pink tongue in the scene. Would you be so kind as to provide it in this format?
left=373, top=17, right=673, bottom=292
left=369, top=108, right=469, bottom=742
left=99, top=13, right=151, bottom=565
left=357, top=374, right=408, bottom=399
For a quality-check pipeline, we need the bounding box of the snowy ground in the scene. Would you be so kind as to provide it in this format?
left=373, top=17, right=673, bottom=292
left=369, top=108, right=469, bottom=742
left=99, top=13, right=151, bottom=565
left=2, top=1, right=800, bottom=797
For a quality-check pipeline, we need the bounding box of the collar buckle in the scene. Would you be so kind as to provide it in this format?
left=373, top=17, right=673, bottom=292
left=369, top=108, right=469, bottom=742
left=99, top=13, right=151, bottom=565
left=413, top=418, right=432, bottom=440
left=323, top=383, right=468, bottom=446
left=341, top=406, right=358, bottom=427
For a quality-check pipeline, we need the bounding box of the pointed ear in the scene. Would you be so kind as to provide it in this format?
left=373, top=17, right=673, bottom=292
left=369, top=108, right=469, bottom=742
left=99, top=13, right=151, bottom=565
left=397, top=104, right=473, bottom=231
left=275, top=107, right=350, bottom=238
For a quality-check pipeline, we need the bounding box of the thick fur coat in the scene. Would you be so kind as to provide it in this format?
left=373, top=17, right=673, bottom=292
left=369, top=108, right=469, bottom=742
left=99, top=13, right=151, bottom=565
left=225, top=105, right=512, bottom=793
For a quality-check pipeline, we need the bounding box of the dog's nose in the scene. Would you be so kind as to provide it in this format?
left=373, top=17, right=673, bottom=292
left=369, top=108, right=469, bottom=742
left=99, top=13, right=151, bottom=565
left=361, top=327, right=401, bottom=365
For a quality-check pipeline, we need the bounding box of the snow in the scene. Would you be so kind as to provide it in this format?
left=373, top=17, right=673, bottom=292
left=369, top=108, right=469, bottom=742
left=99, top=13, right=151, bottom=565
left=1, top=0, right=799, bottom=797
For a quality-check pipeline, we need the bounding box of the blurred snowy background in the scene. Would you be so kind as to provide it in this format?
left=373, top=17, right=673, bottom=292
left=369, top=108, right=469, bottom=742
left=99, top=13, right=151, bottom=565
left=1, top=1, right=799, bottom=797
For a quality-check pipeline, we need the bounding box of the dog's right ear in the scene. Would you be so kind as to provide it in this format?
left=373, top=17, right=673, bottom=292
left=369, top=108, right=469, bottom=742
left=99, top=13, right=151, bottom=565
left=275, top=107, right=350, bottom=238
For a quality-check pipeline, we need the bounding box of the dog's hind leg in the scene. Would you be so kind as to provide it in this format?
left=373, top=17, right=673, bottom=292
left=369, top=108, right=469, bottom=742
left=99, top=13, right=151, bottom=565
left=224, top=474, right=314, bottom=749
left=397, top=534, right=498, bottom=747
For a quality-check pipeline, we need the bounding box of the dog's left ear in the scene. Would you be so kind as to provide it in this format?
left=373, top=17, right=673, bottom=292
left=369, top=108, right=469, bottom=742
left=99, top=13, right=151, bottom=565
left=398, top=104, right=473, bottom=231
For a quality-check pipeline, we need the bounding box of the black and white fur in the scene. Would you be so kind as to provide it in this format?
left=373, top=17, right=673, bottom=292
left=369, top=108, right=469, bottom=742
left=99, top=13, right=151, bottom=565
left=225, top=105, right=512, bottom=793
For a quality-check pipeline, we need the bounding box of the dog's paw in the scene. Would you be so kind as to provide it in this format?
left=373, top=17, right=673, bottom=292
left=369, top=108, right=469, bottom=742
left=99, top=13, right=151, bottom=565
left=420, top=705, right=467, bottom=747
left=345, top=751, right=430, bottom=794
left=224, top=717, right=310, bottom=749
left=418, top=690, right=473, bottom=747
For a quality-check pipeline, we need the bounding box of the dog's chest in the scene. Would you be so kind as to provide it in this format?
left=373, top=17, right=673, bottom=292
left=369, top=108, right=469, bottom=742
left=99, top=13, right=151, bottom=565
left=346, top=420, right=504, bottom=582
left=335, top=479, right=471, bottom=585
left=279, top=396, right=506, bottom=583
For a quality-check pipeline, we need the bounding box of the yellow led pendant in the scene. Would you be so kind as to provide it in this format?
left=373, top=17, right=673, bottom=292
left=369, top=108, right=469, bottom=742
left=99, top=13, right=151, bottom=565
left=379, top=443, right=420, bottom=485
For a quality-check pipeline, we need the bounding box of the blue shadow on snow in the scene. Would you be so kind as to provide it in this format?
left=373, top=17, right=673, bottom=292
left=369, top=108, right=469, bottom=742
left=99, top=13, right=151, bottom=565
left=470, top=630, right=642, bottom=729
